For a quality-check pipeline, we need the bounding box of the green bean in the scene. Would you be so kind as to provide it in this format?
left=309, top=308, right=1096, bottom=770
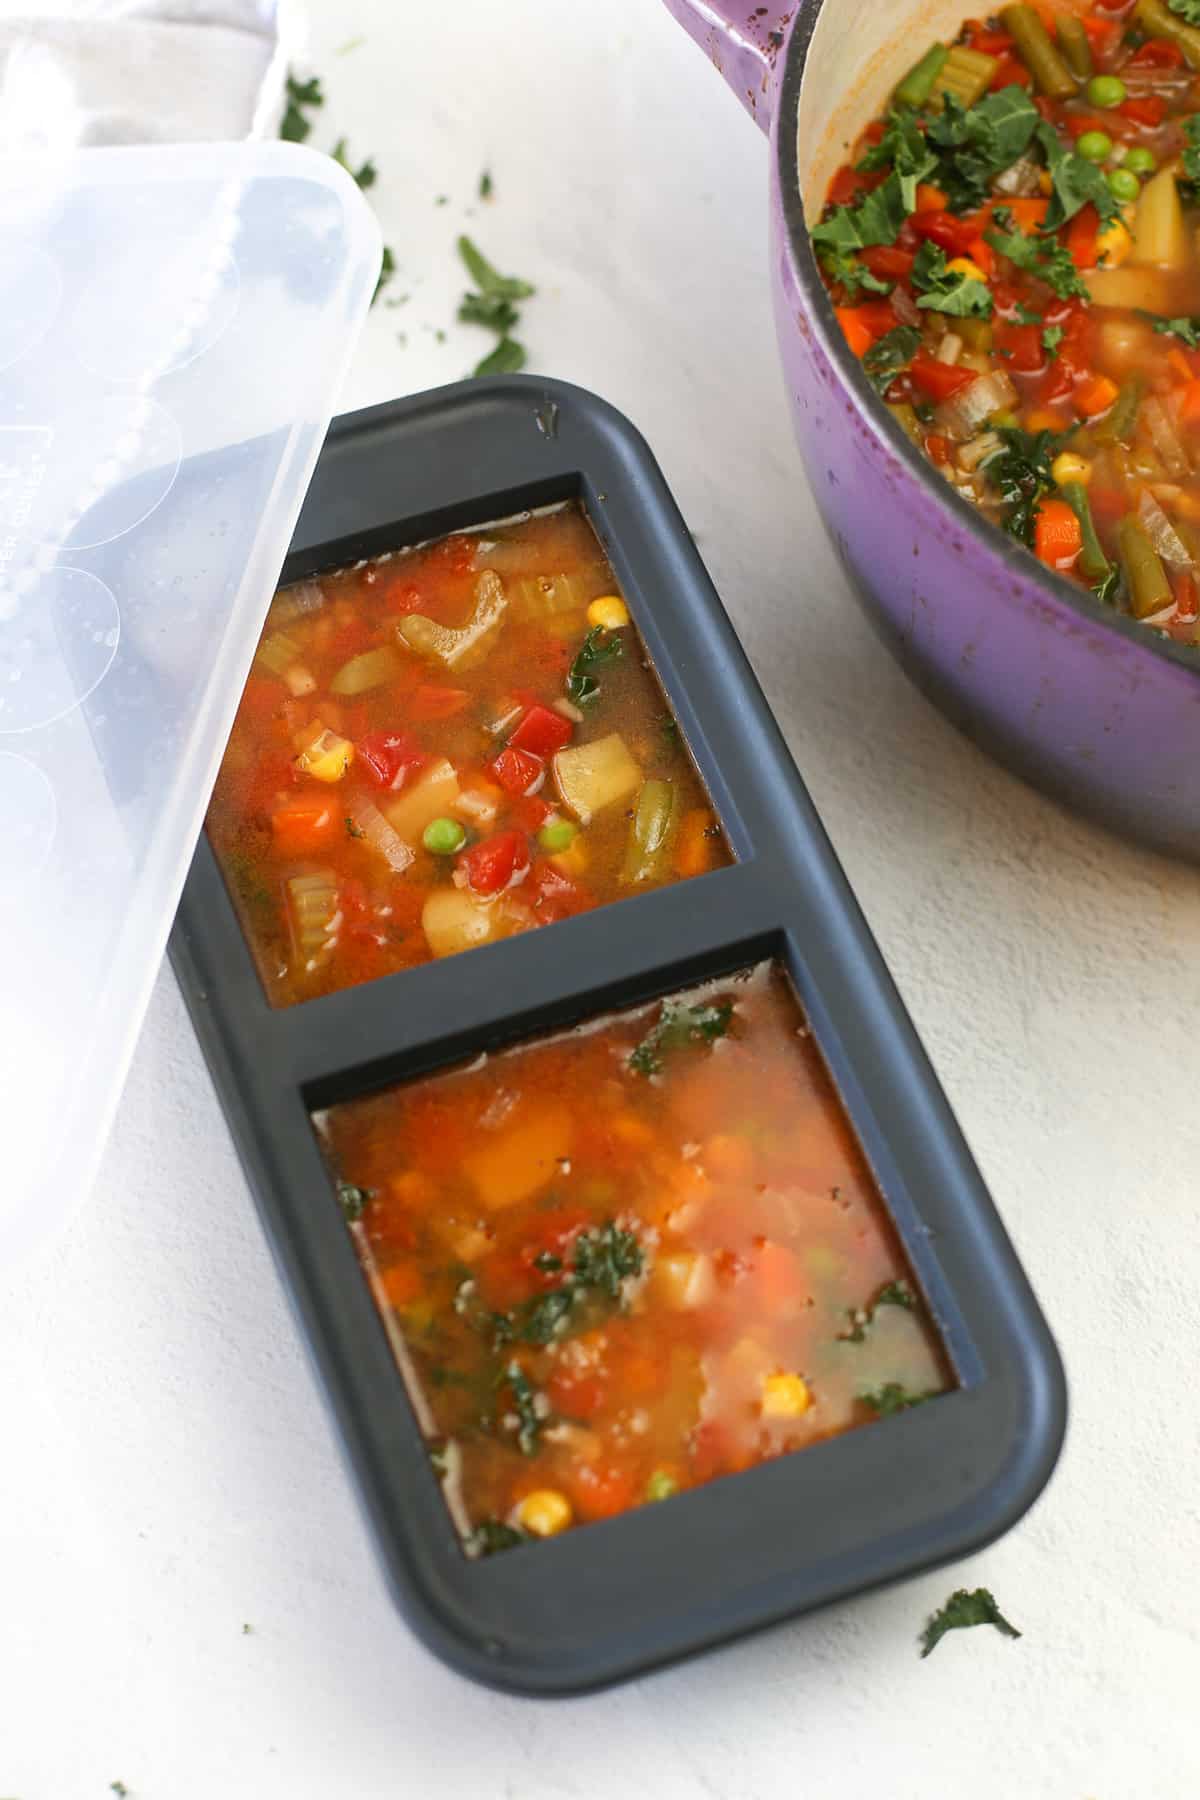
left=894, top=43, right=949, bottom=108
left=1118, top=516, right=1173, bottom=619
left=1060, top=483, right=1111, bottom=584
left=1000, top=5, right=1077, bottom=99
left=1134, top=0, right=1200, bottom=69
left=886, top=401, right=924, bottom=446
left=1093, top=377, right=1142, bottom=446
left=930, top=44, right=997, bottom=108
left=1055, top=13, right=1092, bottom=80
left=621, top=779, right=677, bottom=884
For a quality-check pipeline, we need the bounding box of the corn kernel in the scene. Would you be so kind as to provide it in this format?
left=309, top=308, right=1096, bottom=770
left=294, top=727, right=354, bottom=783
left=944, top=257, right=987, bottom=283
left=1096, top=219, right=1132, bottom=268
left=1051, top=452, right=1093, bottom=487
left=586, top=594, right=630, bottom=630
left=761, top=1372, right=811, bottom=1419
left=514, top=1488, right=573, bottom=1537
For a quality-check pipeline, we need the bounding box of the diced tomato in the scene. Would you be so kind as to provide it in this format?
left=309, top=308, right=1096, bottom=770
left=1083, top=11, right=1123, bottom=54
left=569, top=1461, right=638, bottom=1522
left=968, top=27, right=1013, bottom=54
left=859, top=244, right=915, bottom=280
left=1130, top=38, right=1184, bottom=67
left=1177, top=380, right=1200, bottom=428
left=909, top=210, right=979, bottom=257
left=828, top=163, right=868, bottom=207
left=1118, top=95, right=1166, bottom=127
left=505, top=795, right=551, bottom=835
left=856, top=298, right=899, bottom=337
left=925, top=432, right=952, bottom=465
left=325, top=616, right=375, bottom=664
left=545, top=1365, right=607, bottom=1419
left=407, top=684, right=471, bottom=721
left=490, top=745, right=545, bottom=797
left=380, top=580, right=431, bottom=615
left=909, top=352, right=979, bottom=403
left=863, top=119, right=885, bottom=145
left=994, top=319, right=1046, bottom=373
left=1066, top=203, right=1100, bottom=272
left=460, top=828, right=528, bottom=895
left=356, top=730, right=427, bottom=789
left=238, top=674, right=283, bottom=721
left=991, top=53, right=1035, bottom=90
left=507, top=702, right=574, bottom=757
left=1172, top=570, right=1198, bottom=623
left=531, top=861, right=590, bottom=920
left=270, top=796, right=336, bottom=854
left=1034, top=497, right=1083, bottom=571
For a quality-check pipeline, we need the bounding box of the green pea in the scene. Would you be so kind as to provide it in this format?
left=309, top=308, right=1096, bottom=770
left=645, top=1470, right=678, bottom=1503
left=423, top=816, right=466, bottom=855
left=1076, top=130, right=1113, bottom=164
left=1085, top=73, right=1126, bottom=108
left=1123, top=146, right=1156, bottom=177
left=1107, top=167, right=1140, bottom=203
left=537, top=818, right=577, bottom=853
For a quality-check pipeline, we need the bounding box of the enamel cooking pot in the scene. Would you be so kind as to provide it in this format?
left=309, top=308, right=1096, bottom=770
left=665, top=0, right=1200, bottom=861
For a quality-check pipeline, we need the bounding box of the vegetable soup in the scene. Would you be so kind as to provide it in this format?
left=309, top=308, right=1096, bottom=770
left=207, top=504, right=727, bottom=1007
left=315, top=962, right=950, bottom=1555
left=817, top=0, right=1200, bottom=641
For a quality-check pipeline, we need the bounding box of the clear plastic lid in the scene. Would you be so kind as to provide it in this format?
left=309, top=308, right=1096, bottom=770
left=0, top=142, right=380, bottom=1265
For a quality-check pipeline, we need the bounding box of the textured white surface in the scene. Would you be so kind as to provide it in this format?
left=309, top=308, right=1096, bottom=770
left=3, top=2, right=1199, bottom=1795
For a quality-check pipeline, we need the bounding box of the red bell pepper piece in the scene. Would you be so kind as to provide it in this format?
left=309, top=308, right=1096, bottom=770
left=507, top=702, right=574, bottom=757
left=460, top=829, right=529, bottom=896
left=1118, top=95, right=1166, bottom=127
left=1130, top=39, right=1184, bottom=66
left=994, top=320, right=1045, bottom=373
left=356, top=730, right=427, bottom=790
left=858, top=244, right=915, bottom=280
left=909, top=352, right=980, bottom=403
left=490, top=745, right=546, bottom=797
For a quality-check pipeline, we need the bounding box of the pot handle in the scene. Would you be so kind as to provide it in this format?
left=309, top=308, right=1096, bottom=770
left=660, top=0, right=791, bottom=133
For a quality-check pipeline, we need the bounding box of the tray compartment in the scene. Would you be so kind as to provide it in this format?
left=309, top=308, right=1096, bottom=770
left=171, top=376, right=1065, bottom=1695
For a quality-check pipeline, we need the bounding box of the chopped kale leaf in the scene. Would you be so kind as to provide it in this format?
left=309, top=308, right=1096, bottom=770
left=860, top=1382, right=938, bottom=1415
left=920, top=1586, right=1021, bottom=1657
left=911, top=241, right=993, bottom=318
left=862, top=325, right=921, bottom=395
left=566, top=623, right=623, bottom=706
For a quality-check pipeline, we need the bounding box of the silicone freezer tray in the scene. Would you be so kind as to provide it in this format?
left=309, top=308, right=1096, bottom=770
left=170, top=377, right=1067, bottom=1695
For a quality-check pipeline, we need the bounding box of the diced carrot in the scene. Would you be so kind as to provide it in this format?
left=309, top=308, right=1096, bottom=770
left=1178, top=381, right=1200, bottom=428
left=674, top=807, right=720, bottom=878
left=1067, top=204, right=1100, bottom=272
left=1167, top=348, right=1194, bottom=386
left=1074, top=372, right=1120, bottom=420
left=1004, top=196, right=1049, bottom=232
left=925, top=433, right=952, bottom=465
left=859, top=244, right=915, bottom=280
left=270, top=796, right=336, bottom=853
left=912, top=183, right=947, bottom=215
left=1172, top=571, right=1198, bottom=623
left=463, top=1105, right=574, bottom=1210
left=1034, top=498, right=1084, bottom=571
left=1119, top=95, right=1166, bottom=127
left=967, top=236, right=995, bottom=278
left=835, top=307, right=877, bottom=358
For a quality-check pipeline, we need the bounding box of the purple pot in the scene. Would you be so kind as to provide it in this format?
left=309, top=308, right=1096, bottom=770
left=664, top=0, right=1200, bottom=860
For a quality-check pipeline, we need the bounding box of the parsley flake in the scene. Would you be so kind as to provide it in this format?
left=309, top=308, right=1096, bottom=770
left=920, top=1587, right=1021, bottom=1657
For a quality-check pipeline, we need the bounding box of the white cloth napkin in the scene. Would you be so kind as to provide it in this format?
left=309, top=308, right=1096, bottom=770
left=0, top=0, right=284, bottom=152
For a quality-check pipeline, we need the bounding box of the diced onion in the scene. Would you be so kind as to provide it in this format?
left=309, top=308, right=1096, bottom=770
left=934, top=369, right=1017, bottom=441
left=272, top=579, right=325, bottom=623
left=891, top=285, right=921, bottom=328
left=936, top=333, right=964, bottom=366
left=958, top=430, right=1002, bottom=472
left=1141, top=395, right=1190, bottom=481
left=552, top=697, right=585, bottom=723
left=993, top=153, right=1041, bottom=197
left=1136, top=488, right=1193, bottom=568
left=347, top=798, right=415, bottom=873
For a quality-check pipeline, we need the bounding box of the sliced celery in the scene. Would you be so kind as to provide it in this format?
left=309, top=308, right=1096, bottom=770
left=620, top=779, right=678, bottom=885
left=895, top=43, right=948, bottom=109
left=930, top=45, right=998, bottom=109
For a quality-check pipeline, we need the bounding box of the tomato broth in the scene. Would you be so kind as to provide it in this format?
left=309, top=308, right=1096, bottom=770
left=817, top=1, right=1200, bottom=640
left=207, top=503, right=728, bottom=1007
left=315, top=962, right=950, bottom=1556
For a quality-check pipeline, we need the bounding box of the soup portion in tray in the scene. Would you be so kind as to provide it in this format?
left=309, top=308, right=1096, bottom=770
left=315, top=962, right=950, bottom=1555
left=207, top=503, right=728, bottom=1007
left=816, top=1, right=1200, bottom=643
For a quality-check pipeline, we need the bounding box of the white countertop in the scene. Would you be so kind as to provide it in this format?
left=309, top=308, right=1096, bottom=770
left=4, top=2, right=1199, bottom=1795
